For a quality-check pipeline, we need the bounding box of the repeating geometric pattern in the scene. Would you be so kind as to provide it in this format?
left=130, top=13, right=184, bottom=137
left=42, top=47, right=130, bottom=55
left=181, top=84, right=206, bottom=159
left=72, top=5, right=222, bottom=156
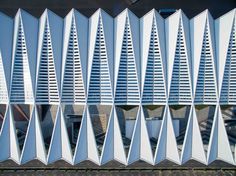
left=0, top=8, right=234, bottom=166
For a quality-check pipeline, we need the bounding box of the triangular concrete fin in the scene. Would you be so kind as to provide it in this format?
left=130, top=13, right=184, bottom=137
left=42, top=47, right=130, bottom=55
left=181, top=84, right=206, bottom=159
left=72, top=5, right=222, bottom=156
left=73, top=106, right=100, bottom=165
left=60, top=107, right=73, bottom=164
left=154, top=106, right=180, bottom=164
left=181, top=106, right=206, bottom=164
left=207, top=105, right=235, bottom=165
left=127, top=106, right=153, bottom=165
left=100, top=106, right=126, bottom=165
left=21, top=106, right=47, bottom=164
left=73, top=107, right=88, bottom=164
left=47, top=106, right=73, bottom=164
left=47, top=106, right=62, bottom=163
left=86, top=107, right=100, bottom=165
left=0, top=105, right=20, bottom=163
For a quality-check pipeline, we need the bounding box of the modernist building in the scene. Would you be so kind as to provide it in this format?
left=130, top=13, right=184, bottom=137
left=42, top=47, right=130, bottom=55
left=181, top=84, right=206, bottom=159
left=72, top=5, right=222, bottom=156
left=0, top=8, right=235, bottom=166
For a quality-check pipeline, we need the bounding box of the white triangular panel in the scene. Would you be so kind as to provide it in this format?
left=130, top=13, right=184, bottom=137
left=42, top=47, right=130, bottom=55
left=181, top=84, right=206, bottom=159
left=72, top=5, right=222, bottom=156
left=168, top=11, right=192, bottom=104
left=207, top=105, right=234, bottom=165
left=100, top=106, right=126, bottom=165
left=15, top=9, right=38, bottom=76
left=114, top=9, right=140, bottom=86
left=73, top=106, right=100, bottom=165
left=87, top=9, right=113, bottom=93
left=141, top=10, right=167, bottom=105
left=154, top=106, right=180, bottom=164
left=47, top=106, right=73, bottom=164
left=114, top=9, right=140, bottom=105
left=181, top=106, right=206, bottom=164
left=21, top=106, right=47, bottom=164
left=10, top=10, right=37, bottom=104
left=166, top=10, right=192, bottom=98
left=87, top=12, right=113, bottom=104
left=127, top=106, right=153, bottom=165
left=72, top=9, right=88, bottom=88
left=44, top=9, right=63, bottom=86
left=0, top=105, right=20, bottom=163
left=36, top=9, right=62, bottom=104
left=61, top=9, right=87, bottom=104
left=192, top=10, right=218, bottom=104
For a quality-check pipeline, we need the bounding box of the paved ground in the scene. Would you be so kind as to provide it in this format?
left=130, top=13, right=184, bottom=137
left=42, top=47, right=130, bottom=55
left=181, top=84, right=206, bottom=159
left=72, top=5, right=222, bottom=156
left=0, top=160, right=235, bottom=175
left=0, top=168, right=235, bottom=176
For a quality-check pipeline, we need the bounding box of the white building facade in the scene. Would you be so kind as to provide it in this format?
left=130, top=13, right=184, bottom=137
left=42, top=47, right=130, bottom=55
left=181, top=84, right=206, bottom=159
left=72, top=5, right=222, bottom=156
left=0, top=8, right=235, bottom=166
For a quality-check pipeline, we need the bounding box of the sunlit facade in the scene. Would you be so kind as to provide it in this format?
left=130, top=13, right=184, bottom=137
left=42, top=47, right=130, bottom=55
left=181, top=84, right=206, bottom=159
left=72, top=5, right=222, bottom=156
left=0, top=8, right=235, bottom=166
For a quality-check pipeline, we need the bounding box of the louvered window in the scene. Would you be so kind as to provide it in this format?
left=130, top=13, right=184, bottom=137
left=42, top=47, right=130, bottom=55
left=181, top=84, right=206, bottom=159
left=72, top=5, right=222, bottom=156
left=220, top=20, right=236, bottom=104
left=87, top=15, right=113, bottom=104
left=169, top=18, right=192, bottom=104
left=115, top=16, right=140, bottom=104
left=36, top=18, right=59, bottom=104
left=10, top=17, right=33, bottom=103
left=195, top=20, right=217, bottom=104
left=142, top=17, right=166, bottom=104
left=62, top=16, right=86, bottom=104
